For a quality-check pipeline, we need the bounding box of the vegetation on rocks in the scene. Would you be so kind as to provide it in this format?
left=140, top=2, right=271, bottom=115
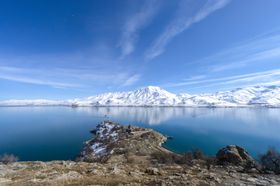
left=0, top=154, right=18, bottom=164
left=259, top=147, right=280, bottom=174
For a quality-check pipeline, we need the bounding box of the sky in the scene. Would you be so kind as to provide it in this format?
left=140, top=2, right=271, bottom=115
left=0, top=0, right=280, bottom=99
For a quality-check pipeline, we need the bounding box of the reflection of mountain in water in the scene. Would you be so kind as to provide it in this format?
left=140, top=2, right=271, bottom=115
left=75, top=107, right=181, bottom=125
left=74, top=107, right=280, bottom=126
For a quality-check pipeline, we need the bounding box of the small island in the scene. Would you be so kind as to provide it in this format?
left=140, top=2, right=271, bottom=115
left=0, top=121, right=280, bottom=185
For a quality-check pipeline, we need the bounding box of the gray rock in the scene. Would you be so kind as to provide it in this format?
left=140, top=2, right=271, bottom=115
left=216, top=145, right=255, bottom=166
left=145, top=167, right=160, bottom=175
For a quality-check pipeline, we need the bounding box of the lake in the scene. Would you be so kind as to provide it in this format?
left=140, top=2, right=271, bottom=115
left=1, top=106, right=280, bottom=161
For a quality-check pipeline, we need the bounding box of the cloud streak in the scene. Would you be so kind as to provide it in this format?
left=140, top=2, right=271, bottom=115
left=146, top=0, right=231, bottom=60
left=0, top=65, right=140, bottom=89
left=0, top=66, right=83, bottom=88
left=163, top=29, right=280, bottom=92
left=165, top=69, right=280, bottom=90
left=0, top=73, right=80, bottom=88
left=119, top=0, right=160, bottom=58
left=181, top=30, right=280, bottom=72
left=210, top=45, right=280, bottom=72
left=121, top=74, right=141, bottom=87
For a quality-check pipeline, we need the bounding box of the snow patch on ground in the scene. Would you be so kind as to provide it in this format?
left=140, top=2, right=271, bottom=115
left=91, top=143, right=107, bottom=155
left=89, top=121, right=121, bottom=156
left=95, top=121, right=119, bottom=140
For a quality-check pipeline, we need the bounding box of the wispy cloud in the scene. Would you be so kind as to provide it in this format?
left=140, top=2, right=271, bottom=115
left=146, top=0, right=231, bottom=60
left=119, top=0, right=160, bottom=59
left=0, top=66, right=82, bottom=88
left=183, top=75, right=207, bottom=81
left=210, top=43, right=280, bottom=72
left=165, top=69, right=280, bottom=90
left=121, top=74, right=141, bottom=87
left=183, top=30, right=280, bottom=72
left=0, top=65, right=140, bottom=89
left=164, top=29, right=280, bottom=92
left=0, top=73, right=80, bottom=88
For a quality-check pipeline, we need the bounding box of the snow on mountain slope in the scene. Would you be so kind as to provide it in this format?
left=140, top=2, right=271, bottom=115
left=247, top=86, right=280, bottom=107
left=184, top=94, right=238, bottom=107
left=213, top=85, right=280, bottom=106
left=214, top=86, right=267, bottom=105
left=1, top=85, right=280, bottom=107
left=73, top=86, right=180, bottom=106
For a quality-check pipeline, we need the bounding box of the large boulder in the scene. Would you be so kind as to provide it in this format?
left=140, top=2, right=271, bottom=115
left=216, top=145, right=254, bottom=165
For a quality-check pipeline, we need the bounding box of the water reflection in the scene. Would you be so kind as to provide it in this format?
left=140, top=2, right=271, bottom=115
left=74, top=107, right=185, bottom=125
left=0, top=106, right=280, bottom=160
left=72, top=107, right=280, bottom=157
left=75, top=107, right=280, bottom=124
left=74, top=107, right=280, bottom=141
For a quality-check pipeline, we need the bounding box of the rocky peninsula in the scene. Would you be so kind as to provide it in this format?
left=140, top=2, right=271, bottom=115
left=1, top=121, right=280, bottom=185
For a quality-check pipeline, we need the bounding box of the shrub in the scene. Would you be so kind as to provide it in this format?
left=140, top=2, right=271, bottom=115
left=192, top=149, right=205, bottom=160
left=0, top=154, right=19, bottom=164
left=205, top=156, right=217, bottom=170
left=151, top=152, right=183, bottom=164
left=259, top=147, right=280, bottom=174
left=179, top=152, right=193, bottom=165
left=151, top=149, right=217, bottom=167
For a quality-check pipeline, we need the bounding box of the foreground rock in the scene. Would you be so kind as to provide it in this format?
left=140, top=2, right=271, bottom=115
left=1, top=121, right=280, bottom=186
left=216, top=145, right=255, bottom=166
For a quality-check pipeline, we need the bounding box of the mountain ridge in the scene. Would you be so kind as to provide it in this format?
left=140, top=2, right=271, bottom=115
left=1, top=85, right=280, bottom=107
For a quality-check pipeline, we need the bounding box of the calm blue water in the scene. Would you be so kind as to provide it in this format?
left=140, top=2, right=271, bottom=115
left=1, top=107, right=280, bottom=161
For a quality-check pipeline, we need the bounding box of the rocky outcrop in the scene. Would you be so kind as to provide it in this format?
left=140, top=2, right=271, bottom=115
left=216, top=145, right=255, bottom=165
left=76, top=121, right=169, bottom=162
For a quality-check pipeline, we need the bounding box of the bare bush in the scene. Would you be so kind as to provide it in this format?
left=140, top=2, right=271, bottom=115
left=192, top=149, right=205, bottom=160
left=205, top=157, right=217, bottom=170
left=151, top=152, right=183, bottom=164
left=178, top=152, right=193, bottom=165
left=151, top=147, right=212, bottom=165
left=259, top=147, right=280, bottom=174
left=0, top=154, right=19, bottom=164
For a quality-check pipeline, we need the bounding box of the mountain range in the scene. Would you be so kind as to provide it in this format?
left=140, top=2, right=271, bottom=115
left=1, top=85, right=280, bottom=107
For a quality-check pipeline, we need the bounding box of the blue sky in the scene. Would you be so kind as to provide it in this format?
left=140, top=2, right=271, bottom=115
left=1, top=0, right=280, bottom=99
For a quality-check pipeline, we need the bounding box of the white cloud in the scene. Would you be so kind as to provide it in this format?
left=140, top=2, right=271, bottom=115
left=166, top=69, right=280, bottom=89
left=0, top=73, right=80, bottom=88
left=0, top=65, right=139, bottom=89
left=183, top=75, right=207, bottom=81
left=211, top=47, right=280, bottom=72
left=185, top=31, right=280, bottom=72
left=119, top=0, right=160, bottom=58
left=121, top=74, right=141, bottom=87
left=146, top=0, right=231, bottom=60
left=165, top=30, right=280, bottom=91
left=0, top=66, right=82, bottom=88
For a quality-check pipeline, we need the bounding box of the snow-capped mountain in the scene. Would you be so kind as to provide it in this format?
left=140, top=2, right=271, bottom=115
left=73, top=86, right=181, bottom=106
left=1, top=85, right=280, bottom=107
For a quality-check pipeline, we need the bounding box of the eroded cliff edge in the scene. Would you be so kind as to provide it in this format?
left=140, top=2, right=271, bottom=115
left=1, top=121, right=280, bottom=186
